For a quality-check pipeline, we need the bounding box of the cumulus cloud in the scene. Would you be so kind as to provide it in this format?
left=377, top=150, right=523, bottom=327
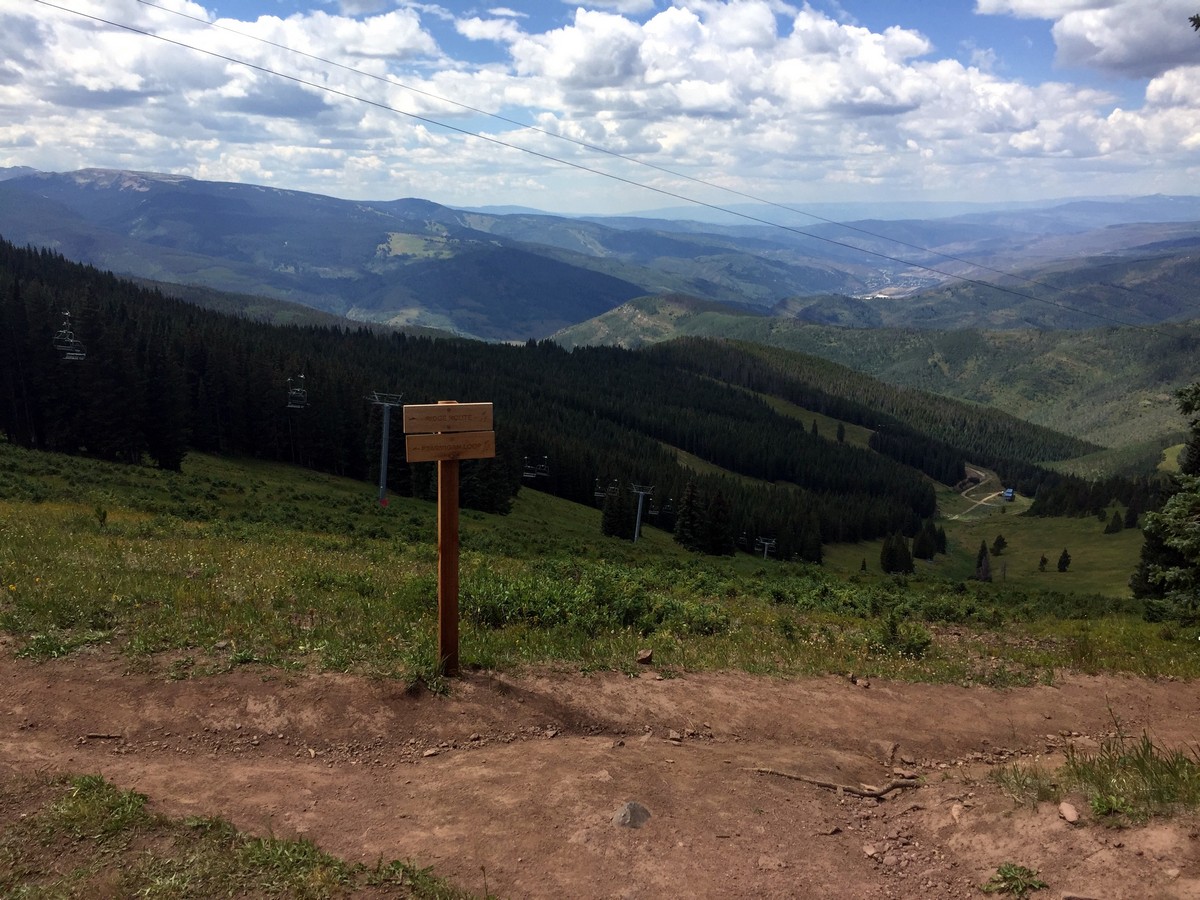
left=0, top=0, right=1197, bottom=211
left=978, top=0, right=1200, bottom=77
left=565, top=0, right=659, bottom=14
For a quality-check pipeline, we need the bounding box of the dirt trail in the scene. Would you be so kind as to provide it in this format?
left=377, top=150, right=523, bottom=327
left=2, top=641, right=1198, bottom=899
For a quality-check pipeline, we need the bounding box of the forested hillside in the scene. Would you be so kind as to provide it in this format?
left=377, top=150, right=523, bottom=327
left=554, top=294, right=1200, bottom=452
left=1, top=239, right=1138, bottom=559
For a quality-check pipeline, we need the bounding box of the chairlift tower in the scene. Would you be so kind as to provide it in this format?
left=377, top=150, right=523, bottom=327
left=368, top=391, right=404, bottom=505
left=630, top=483, right=654, bottom=543
left=755, top=536, right=777, bottom=560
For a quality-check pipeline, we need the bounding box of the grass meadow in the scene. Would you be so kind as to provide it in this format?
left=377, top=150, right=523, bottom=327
left=1, top=440, right=1196, bottom=688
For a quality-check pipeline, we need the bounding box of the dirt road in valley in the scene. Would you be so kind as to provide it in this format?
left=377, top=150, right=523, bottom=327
left=2, top=640, right=1198, bottom=899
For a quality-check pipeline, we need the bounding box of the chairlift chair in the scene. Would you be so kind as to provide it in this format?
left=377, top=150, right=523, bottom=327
left=287, top=375, right=308, bottom=409
left=52, top=314, right=86, bottom=360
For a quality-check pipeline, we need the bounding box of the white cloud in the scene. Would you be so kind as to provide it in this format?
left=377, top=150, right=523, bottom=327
left=0, top=0, right=1197, bottom=211
left=457, top=15, right=525, bottom=44
left=978, top=0, right=1200, bottom=78
left=564, top=0, right=658, bottom=14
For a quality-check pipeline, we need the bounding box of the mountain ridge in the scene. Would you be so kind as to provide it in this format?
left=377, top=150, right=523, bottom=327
left=2, top=166, right=1199, bottom=341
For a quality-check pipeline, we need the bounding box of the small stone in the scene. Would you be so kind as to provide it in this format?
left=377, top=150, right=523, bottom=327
left=636, top=648, right=653, bottom=665
left=883, top=853, right=900, bottom=867
left=1059, top=801, right=1080, bottom=823
left=545, top=729, right=559, bottom=739
left=863, top=843, right=878, bottom=858
left=422, top=748, right=439, bottom=758
left=668, top=730, right=683, bottom=741
left=612, top=801, right=651, bottom=828
left=950, top=802, right=964, bottom=824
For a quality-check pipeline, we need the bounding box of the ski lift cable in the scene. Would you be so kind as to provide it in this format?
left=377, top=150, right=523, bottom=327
left=29, top=0, right=1167, bottom=332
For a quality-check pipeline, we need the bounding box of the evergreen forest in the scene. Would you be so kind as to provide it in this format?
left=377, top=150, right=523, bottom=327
left=0, top=239, right=1162, bottom=560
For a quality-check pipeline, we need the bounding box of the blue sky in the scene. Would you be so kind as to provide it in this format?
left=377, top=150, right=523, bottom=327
left=2, top=1, right=1198, bottom=214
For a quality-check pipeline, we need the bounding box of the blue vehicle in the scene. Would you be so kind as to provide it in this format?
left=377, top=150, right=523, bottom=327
left=1003, top=488, right=1015, bottom=502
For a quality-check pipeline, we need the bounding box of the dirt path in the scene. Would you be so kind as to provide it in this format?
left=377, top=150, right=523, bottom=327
left=950, top=467, right=1003, bottom=520
left=3, top=641, right=1198, bottom=899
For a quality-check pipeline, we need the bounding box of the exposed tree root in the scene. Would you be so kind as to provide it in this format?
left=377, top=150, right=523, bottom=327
left=748, top=768, right=921, bottom=798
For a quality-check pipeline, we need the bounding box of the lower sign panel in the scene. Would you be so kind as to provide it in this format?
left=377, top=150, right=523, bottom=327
left=405, top=430, right=496, bottom=463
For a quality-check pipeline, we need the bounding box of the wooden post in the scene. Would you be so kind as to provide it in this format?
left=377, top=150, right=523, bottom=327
left=437, top=455, right=461, bottom=677
left=402, top=399, right=494, bottom=679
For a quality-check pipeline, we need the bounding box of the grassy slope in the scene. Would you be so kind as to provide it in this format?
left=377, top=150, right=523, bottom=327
left=2, top=441, right=1192, bottom=691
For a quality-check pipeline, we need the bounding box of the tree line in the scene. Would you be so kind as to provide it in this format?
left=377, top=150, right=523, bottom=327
left=1, top=240, right=939, bottom=553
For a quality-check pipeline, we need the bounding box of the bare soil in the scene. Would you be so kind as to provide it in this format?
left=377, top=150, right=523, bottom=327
left=2, top=639, right=1198, bottom=899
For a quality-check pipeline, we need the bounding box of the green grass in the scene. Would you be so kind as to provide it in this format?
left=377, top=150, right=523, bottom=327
left=1159, top=443, right=1184, bottom=473
left=0, top=441, right=1197, bottom=686
left=980, top=863, right=1047, bottom=898
left=992, top=728, right=1200, bottom=824
left=823, top=477, right=1143, bottom=600
left=1065, top=731, right=1200, bottom=822
left=0, top=774, right=482, bottom=898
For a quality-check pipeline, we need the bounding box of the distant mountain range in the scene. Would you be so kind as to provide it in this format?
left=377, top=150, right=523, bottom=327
left=1, top=167, right=1199, bottom=341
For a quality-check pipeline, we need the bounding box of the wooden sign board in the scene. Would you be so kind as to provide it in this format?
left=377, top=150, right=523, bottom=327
left=405, top=430, right=496, bottom=463
left=403, top=402, right=493, bottom=435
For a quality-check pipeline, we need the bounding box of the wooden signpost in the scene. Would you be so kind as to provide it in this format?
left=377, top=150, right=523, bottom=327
left=403, top=400, right=495, bottom=676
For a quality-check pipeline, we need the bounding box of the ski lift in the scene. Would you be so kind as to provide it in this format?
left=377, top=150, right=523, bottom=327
left=52, top=312, right=86, bottom=360
left=287, top=375, right=308, bottom=409
left=755, top=536, right=777, bottom=559
left=523, top=455, right=550, bottom=480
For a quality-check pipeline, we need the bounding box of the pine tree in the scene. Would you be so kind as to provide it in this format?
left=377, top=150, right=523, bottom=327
left=912, top=521, right=937, bottom=560
left=880, top=534, right=897, bottom=573
left=991, top=534, right=1007, bottom=556
left=975, top=540, right=992, bottom=582
left=1057, top=548, right=1072, bottom=572
left=836, top=421, right=845, bottom=444
left=893, top=533, right=914, bottom=574
left=1039, top=553, right=1048, bottom=572
left=601, top=485, right=633, bottom=539
left=673, top=478, right=703, bottom=551
left=800, top=510, right=823, bottom=564
left=1123, top=505, right=1139, bottom=529
left=1104, top=511, right=1123, bottom=534
left=703, top=490, right=735, bottom=556
left=880, top=533, right=913, bottom=574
